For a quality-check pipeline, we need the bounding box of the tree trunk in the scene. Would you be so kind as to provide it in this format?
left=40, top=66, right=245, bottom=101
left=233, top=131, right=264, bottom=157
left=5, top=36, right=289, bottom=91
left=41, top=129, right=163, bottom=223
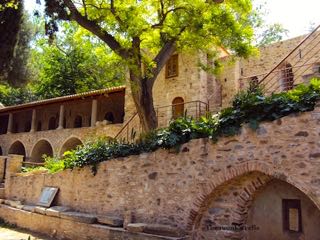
left=129, top=70, right=158, bottom=132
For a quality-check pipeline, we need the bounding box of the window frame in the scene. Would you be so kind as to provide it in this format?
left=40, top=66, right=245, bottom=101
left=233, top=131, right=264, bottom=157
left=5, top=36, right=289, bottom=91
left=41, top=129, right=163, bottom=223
left=282, top=199, right=302, bottom=233
left=165, top=54, right=179, bottom=78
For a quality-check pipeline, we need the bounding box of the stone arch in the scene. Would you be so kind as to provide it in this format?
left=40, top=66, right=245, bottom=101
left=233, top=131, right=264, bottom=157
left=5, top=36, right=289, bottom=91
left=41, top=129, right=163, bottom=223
left=59, top=137, right=83, bottom=156
left=31, top=139, right=53, bottom=163
left=187, top=162, right=320, bottom=238
left=8, top=141, right=26, bottom=157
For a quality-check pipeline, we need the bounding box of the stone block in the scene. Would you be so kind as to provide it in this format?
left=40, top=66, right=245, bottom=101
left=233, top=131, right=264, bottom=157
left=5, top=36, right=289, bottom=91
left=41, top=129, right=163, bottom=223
left=34, top=206, right=47, bottom=215
left=97, top=215, right=123, bottom=227
left=4, top=200, right=22, bottom=208
left=143, top=224, right=185, bottom=237
left=45, top=206, right=71, bottom=218
left=60, top=211, right=97, bottom=224
left=126, top=223, right=147, bottom=233
left=22, top=205, right=37, bottom=212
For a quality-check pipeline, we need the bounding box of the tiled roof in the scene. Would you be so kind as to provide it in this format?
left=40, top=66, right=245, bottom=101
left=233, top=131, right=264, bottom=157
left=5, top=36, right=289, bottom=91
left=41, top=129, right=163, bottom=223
left=0, top=86, right=126, bottom=114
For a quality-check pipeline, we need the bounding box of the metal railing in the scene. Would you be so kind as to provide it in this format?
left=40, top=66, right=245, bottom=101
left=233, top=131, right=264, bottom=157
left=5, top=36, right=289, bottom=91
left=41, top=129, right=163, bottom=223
left=241, top=24, right=320, bottom=94
left=115, top=100, right=209, bottom=143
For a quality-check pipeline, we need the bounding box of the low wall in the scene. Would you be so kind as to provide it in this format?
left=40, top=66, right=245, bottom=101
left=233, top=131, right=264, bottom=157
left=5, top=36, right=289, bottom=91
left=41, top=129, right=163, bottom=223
left=4, top=106, right=320, bottom=238
left=0, top=205, right=180, bottom=240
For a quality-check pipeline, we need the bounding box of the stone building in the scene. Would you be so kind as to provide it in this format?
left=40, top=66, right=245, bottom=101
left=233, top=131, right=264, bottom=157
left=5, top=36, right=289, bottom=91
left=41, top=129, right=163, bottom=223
left=0, top=31, right=320, bottom=239
left=1, top=32, right=320, bottom=163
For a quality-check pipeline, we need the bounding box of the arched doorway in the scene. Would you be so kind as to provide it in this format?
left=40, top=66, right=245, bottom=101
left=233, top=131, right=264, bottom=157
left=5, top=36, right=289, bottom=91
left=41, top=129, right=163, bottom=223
left=31, top=140, right=53, bottom=163
left=172, top=97, right=184, bottom=119
left=59, top=137, right=83, bottom=156
left=247, top=180, right=320, bottom=239
left=191, top=171, right=320, bottom=240
left=8, top=141, right=26, bottom=157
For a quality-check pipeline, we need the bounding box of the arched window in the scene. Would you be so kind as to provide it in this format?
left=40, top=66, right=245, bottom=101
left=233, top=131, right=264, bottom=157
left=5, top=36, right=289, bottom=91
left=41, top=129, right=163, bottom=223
left=37, top=121, right=42, bottom=131
left=281, top=63, right=294, bottom=91
left=74, top=115, right=82, bottom=128
left=104, top=112, right=114, bottom=123
left=48, top=117, right=57, bottom=130
left=0, top=146, right=3, bottom=156
left=172, top=97, right=184, bottom=119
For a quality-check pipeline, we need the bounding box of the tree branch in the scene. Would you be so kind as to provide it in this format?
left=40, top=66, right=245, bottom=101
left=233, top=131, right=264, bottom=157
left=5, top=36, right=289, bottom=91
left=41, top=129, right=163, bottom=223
left=152, top=7, right=186, bottom=29
left=63, top=0, right=129, bottom=58
left=148, top=26, right=187, bottom=87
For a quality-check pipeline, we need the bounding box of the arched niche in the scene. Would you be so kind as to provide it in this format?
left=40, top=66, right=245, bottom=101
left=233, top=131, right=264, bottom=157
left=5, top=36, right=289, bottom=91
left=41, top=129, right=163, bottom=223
left=59, top=137, right=83, bottom=156
left=8, top=141, right=26, bottom=156
left=31, top=139, right=53, bottom=163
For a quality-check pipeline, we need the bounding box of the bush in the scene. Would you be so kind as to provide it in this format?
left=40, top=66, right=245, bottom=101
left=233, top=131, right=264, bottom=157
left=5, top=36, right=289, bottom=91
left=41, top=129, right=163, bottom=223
left=38, top=79, right=320, bottom=174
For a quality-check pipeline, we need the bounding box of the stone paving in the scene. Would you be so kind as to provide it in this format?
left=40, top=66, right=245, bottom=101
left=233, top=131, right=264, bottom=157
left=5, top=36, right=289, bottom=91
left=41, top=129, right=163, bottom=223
left=0, top=226, right=52, bottom=240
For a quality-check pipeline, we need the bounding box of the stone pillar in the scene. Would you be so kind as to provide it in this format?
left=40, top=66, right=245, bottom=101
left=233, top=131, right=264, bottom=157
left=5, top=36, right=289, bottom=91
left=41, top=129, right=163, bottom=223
left=6, top=155, right=23, bottom=179
left=7, top=113, right=13, bottom=134
left=91, top=99, right=98, bottom=127
left=0, top=156, right=6, bottom=182
left=30, top=109, right=37, bottom=132
left=58, top=105, right=65, bottom=129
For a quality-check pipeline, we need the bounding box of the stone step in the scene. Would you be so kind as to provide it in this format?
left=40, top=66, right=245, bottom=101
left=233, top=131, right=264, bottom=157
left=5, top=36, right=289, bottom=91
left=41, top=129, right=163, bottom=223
left=127, top=223, right=185, bottom=238
left=97, top=215, right=123, bottom=227
left=60, top=211, right=97, bottom=224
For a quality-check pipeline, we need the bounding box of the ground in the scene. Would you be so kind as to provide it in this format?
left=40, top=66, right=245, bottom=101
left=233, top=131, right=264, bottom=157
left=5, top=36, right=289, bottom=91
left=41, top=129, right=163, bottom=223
left=0, top=225, right=52, bottom=240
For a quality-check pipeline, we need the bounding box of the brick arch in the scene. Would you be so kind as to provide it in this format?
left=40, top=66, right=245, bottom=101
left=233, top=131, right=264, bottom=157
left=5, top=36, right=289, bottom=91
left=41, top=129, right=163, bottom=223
left=59, top=136, right=83, bottom=156
left=8, top=140, right=26, bottom=157
left=187, top=161, right=320, bottom=235
left=30, top=139, right=54, bottom=163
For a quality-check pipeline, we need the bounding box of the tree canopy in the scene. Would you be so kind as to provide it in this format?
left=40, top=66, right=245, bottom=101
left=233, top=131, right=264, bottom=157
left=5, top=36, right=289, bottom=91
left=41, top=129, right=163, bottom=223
left=30, top=22, right=125, bottom=99
left=43, top=0, right=257, bottom=131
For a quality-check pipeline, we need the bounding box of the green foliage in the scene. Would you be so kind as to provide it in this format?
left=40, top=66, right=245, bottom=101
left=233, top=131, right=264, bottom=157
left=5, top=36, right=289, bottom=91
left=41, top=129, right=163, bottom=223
left=30, top=22, right=125, bottom=99
left=0, top=83, right=37, bottom=106
left=256, top=23, right=289, bottom=47
left=37, top=79, right=320, bottom=175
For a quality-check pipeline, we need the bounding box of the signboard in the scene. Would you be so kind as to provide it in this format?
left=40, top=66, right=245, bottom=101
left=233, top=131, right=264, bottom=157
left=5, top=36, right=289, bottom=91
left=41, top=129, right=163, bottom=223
left=37, top=187, right=59, bottom=207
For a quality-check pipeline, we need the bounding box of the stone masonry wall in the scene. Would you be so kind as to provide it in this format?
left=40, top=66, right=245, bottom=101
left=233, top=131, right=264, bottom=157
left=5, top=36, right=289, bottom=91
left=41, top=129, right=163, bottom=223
left=0, top=124, right=122, bottom=159
left=5, top=104, right=320, bottom=239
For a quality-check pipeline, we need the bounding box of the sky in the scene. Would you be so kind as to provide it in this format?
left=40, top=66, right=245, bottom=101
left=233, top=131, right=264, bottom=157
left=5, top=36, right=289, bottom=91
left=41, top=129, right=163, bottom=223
left=24, top=0, right=320, bottom=39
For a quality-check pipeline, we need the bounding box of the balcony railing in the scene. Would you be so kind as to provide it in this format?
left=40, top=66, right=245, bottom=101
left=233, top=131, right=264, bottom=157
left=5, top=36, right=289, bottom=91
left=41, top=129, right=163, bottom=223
left=241, top=24, right=320, bottom=94
left=115, top=100, right=209, bottom=143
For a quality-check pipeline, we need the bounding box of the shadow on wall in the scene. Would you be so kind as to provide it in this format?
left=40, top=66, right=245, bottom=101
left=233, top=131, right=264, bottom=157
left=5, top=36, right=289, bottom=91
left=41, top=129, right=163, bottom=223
left=8, top=141, right=26, bottom=158
left=31, top=140, right=53, bottom=163
left=59, top=137, right=83, bottom=156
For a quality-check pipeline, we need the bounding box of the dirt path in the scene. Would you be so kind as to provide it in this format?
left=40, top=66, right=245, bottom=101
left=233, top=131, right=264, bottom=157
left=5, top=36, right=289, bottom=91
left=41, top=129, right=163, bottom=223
left=0, top=226, right=53, bottom=240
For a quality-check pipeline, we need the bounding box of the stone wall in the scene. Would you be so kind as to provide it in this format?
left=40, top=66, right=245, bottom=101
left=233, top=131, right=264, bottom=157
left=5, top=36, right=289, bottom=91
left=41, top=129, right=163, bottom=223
left=0, top=124, right=122, bottom=160
left=4, top=104, right=320, bottom=239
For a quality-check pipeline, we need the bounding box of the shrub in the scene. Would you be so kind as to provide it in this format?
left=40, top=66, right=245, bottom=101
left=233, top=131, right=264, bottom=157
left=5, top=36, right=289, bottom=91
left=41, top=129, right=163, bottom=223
left=37, top=79, right=320, bottom=174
